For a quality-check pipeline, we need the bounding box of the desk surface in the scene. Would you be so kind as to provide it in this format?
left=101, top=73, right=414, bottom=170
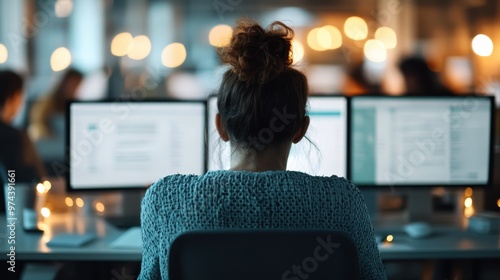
left=375, top=226, right=500, bottom=260
left=1, top=214, right=500, bottom=262
left=0, top=214, right=141, bottom=261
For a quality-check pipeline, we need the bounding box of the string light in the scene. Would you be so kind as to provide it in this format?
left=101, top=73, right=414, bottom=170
left=464, top=188, right=474, bottom=218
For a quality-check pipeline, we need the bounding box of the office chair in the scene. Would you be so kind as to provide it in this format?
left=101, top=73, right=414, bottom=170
left=169, top=229, right=361, bottom=280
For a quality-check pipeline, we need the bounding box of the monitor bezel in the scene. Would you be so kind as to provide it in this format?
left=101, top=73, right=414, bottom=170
left=65, top=99, right=208, bottom=192
left=347, top=94, right=495, bottom=188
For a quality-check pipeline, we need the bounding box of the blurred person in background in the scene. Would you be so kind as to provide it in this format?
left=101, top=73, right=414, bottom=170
left=0, top=70, right=46, bottom=212
left=28, top=69, right=83, bottom=175
left=343, top=62, right=383, bottom=96
left=398, top=56, right=454, bottom=96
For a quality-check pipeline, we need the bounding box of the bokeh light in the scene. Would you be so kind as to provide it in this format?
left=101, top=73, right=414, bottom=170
left=292, top=40, right=305, bottom=64
left=375, top=27, right=397, bottom=49
left=111, top=32, right=133, bottom=57
left=50, top=47, right=72, bottom=72
left=472, top=34, right=494, bottom=57
left=464, top=206, right=474, bottom=218
left=497, top=198, right=500, bottom=208
left=209, top=24, right=233, bottom=47
left=55, top=0, right=73, bottom=18
left=386, top=235, right=394, bottom=243
left=0, top=44, right=8, bottom=64
left=318, top=25, right=342, bottom=50
left=36, top=183, right=45, bottom=194
left=363, top=40, right=387, bottom=62
left=162, top=43, right=187, bottom=68
left=128, top=35, right=151, bottom=60
left=307, top=28, right=327, bottom=51
left=65, top=197, right=74, bottom=207
left=42, top=180, right=52, bottom=191
left=41, top=207, right=51, bottom=218
left=464, top=197, right=473, bottom=208
left=344, top=17, right=368, bottom=40
left=95, top=202, right=105, bottom=213
left=75, top=197, right=84, bottom=208
left=464, top=187, right=473, bottom=197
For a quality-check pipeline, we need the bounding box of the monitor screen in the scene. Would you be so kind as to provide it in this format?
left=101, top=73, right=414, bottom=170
left=349, top=96, right=494, bottom=187
left=67, top=101, right=206, bottom=190
left=207, top=95, right=348, bottom=177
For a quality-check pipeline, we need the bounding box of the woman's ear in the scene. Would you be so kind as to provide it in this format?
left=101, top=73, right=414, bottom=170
left=292, top=116, right=310, bottom=144
left=215, top=113, right=230, bottom=142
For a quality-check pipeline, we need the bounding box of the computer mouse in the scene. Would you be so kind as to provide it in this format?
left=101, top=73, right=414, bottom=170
left=404, top=222, right=433, bottom=239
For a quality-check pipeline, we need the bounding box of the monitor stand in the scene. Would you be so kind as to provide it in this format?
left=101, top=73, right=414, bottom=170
left=104, top=191, right=143, bottom=228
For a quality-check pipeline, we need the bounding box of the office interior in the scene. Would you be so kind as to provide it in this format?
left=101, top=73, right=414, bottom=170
left=1, top=0, right=500, bottom=279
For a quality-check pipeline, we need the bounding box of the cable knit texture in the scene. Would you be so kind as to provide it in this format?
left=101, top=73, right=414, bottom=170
left=138, top=170, right=386, bottom=279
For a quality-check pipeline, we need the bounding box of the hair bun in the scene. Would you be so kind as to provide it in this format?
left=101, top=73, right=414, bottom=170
left=219, top=19, right=294, bottom=83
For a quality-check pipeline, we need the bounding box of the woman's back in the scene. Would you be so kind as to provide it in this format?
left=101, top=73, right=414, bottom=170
left=140, top=171, right=385, bottom=279
left=139, top=18, right=385, bottom=280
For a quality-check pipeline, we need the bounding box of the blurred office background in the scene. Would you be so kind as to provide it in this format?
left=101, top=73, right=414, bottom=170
left=1, top=0, right=500, bottom=100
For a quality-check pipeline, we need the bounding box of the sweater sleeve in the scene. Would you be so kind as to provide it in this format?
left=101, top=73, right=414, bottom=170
left=138, top=182, right=163, bottom=280
left=348, top=184, right=387, bottom=279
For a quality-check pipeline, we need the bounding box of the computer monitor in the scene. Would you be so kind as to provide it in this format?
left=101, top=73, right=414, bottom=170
left=67, top=100, right=206, bottom=190
left=207, top=95, right=348, bottom=177
left=349, top=95, right=494, bottom=187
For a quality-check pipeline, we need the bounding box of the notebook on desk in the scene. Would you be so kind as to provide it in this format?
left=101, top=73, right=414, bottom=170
left=47, top=233, right=97, bottom=248
left=110, top=227, right=142, bottom=249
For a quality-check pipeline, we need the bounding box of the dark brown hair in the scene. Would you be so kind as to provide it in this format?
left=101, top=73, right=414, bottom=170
left=0, top=70, right=23, bottom=109
left=217, top=19, right=308, bottom=151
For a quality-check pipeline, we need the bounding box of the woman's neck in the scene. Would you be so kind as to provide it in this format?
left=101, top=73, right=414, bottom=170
left=229, top=142, right=292, bottom=172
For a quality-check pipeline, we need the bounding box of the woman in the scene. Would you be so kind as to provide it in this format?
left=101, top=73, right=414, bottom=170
left=28, top=69, right=83, bottom=172
left=139, top=19, right=386, bottom=279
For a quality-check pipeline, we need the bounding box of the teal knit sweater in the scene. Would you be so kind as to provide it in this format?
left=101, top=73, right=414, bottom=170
left=138, top=170, right=386, bottom=279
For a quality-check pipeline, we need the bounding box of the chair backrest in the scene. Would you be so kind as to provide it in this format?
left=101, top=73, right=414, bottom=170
left=169, top=229, right=361, bottom=280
